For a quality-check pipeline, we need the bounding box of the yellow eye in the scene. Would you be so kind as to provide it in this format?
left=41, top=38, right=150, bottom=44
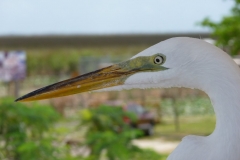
left=154, top=55, right=164, bottom=64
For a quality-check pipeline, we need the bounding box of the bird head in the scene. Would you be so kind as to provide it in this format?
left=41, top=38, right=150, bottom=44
left=16, top=37, right=237, bottom=102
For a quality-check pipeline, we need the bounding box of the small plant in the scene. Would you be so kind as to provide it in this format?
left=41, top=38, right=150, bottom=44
left=0, top=97, right=60, bottom=160
left=79, top=105, right=163, bottom=160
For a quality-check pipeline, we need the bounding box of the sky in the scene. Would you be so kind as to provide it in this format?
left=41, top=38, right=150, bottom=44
left=0, top=0, right=234, bottom=36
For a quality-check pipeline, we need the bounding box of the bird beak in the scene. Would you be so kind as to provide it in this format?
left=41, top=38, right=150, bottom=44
left=15, top=54, right=168, bottom=102
left=15, top=64, right=134, bottom=102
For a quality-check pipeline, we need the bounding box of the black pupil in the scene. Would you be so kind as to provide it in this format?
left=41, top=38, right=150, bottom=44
left=155, top=57, right=162, bottom=63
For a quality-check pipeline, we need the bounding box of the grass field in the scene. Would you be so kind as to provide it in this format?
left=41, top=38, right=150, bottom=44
left=155, top=115, right=216, bottom=141
left=133, top=115, right=216, bottom=159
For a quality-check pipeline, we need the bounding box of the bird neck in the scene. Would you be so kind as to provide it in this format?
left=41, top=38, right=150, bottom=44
left=206, top=77, right=240, bottom=139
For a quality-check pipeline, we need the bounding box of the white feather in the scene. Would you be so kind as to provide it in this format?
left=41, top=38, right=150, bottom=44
left=99, top=37, right=240, bottom=160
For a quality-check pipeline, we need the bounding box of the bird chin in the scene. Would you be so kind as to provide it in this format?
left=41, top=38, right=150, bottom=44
left=95, top=85, right=126, bottom=92
left=95, top=83, right=164, bottom=92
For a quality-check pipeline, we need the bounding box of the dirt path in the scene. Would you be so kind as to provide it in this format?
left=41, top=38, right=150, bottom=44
left=132, top=138, right=180, bottom=154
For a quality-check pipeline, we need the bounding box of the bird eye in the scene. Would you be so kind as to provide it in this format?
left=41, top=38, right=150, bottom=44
left=154, top=55, right=164, bottom=65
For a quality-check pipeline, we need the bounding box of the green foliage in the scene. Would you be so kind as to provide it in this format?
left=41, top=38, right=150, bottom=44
left=0, top=97, right=60, bottom=160
left=79, top=105, right=163, bottom=160
left=79, top=105, right=140, bottom=160
left=200, top=0, right=240, bottom=55
left=156, top=115, right=216, bottom=141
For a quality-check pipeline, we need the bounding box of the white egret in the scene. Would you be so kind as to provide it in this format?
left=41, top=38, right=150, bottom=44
left=16, top=37, right=240, bottom=160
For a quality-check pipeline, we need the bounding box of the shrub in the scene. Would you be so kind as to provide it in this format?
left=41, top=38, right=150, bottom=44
left=79, top=105, right=163, bottom=160
left=0, top=97, right=60, bottom=160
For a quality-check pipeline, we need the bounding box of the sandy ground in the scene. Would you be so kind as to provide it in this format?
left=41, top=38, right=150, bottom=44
left=133, top=138, right=180, bottom=154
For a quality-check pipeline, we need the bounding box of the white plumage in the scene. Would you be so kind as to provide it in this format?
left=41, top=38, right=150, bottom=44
left=102, top=37, right=240, bottom=160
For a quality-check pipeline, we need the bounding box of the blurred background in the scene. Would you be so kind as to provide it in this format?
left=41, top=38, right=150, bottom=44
left=0, top=0, right=239, bottom=160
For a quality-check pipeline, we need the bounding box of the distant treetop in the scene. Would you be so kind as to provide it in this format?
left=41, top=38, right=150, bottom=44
left=201, top=0, right=240, bottom=55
